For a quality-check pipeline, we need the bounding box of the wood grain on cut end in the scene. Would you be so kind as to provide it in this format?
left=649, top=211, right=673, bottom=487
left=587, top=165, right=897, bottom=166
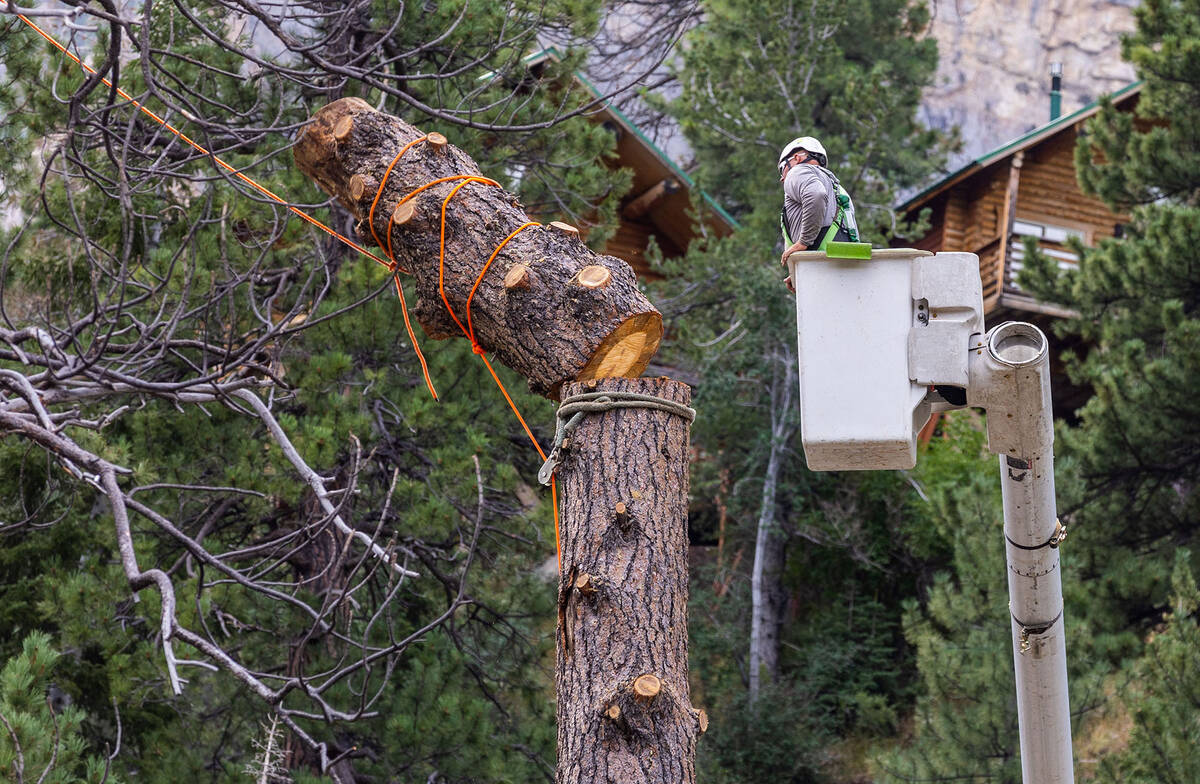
left=633, top=674, right=662, bottom=699
left=575, top=265, right=612, bottom=289
left=697, top=709, right=708, bottom=734
left=574, top=573, right=596, bottom=594
left=333, top=115, right=354, bottom=141
left=503, top=263, right=531, bottom=290
left=550, top=220, right=580, bottom=237
left=349, top=174, right=368, bottom=201
left=391, top=201, right=415, bottom=226
left=577, top=312, right=663, bottom=382
left=426, top=131, right=448, bottom=148
left=606, top=704, right=621, bottom=721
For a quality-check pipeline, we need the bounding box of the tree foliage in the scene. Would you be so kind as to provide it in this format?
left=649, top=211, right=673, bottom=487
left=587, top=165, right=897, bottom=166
left=0, top=1, right=684, bottom=779
left=1020, top=0, right=1200, bottom=622
left=1095, top=551, right=1200, bottom=784
left=649, top=1, right=954, bottom=780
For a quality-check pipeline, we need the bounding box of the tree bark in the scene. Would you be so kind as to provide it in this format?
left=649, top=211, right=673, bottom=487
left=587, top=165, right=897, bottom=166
left=293, top=98, right=662, bottom=398
left=555, top=377, right=700, bottom=784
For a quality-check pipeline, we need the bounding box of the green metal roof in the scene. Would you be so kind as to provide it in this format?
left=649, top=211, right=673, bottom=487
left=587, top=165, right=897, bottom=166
left=898, top=80, right=1143, bottom=214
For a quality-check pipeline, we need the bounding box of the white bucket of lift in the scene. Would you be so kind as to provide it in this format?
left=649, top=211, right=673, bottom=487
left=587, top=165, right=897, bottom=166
left=786, top=248, right=983, bottom=471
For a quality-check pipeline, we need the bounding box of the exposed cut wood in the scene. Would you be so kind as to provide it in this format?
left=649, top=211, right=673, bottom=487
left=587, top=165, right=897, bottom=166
left=633, top=674, right=662, bottom=699
left=502, top=263, right=531, bottom=290
left=697, top=709, right=708, bottom=734
left=576, top=313, right=662, bottom=383
left=575, top=265, right=612, bottom=289
left=293, top=98, right=662, bottom=397
left=391, top=201, right=415, bottom=226
left=574, top=573, right=597, bottom=594
left=333, top=115, right=354, bottom=142
left=550, top=220, right=580, bottom=238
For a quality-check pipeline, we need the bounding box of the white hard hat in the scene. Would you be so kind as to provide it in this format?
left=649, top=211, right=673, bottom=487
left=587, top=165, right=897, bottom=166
left=778, top=136, right=827, bottom=170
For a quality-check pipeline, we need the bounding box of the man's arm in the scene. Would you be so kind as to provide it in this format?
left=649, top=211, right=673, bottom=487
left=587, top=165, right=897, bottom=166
left=780, top=170, right=827, bottom=265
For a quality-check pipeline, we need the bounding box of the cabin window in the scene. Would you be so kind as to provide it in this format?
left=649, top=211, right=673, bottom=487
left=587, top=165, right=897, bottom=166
left=1008, top=219, right=1084, bottom=290
left=1011, top=220, right=1086, bottom=244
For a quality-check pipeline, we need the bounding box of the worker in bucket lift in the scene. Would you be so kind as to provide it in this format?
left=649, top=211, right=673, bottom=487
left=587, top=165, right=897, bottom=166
left=778, top=136, right=860, bottom=290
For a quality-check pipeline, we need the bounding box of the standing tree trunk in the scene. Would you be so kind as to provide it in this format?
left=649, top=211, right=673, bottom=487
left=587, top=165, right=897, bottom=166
left=749, top=340, right=797, bottom=705
left=555, top=377, right=702, bottom=784
left=293, top=98, right=662, bottom=398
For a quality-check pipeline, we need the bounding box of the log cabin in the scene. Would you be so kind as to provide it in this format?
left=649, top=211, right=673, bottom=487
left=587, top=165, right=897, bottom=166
left=894, top=81, right=1142, bottom=415
left=522, top=48, right=739, bottom=278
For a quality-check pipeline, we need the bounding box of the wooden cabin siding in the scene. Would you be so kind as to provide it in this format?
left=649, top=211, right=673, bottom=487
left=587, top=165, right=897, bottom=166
left=906, top=192, right=945, bottom=252
left=943, top=194, right=967, bottom=250
left=957, top=173, right=1008, bottom=303
left=604, top=220, right=655, bottom=279
left=962, top=175, right=1005, bottom=249
left=1016, top=130, right=1126, bottom=244
left=894, top=83, right=1139, bottom=323
left=602, top=219, right=682, bottom=280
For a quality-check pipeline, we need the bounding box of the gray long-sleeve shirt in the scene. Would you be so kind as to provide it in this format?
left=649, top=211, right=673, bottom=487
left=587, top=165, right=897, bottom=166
left=782, top=164, right=838, bottom=246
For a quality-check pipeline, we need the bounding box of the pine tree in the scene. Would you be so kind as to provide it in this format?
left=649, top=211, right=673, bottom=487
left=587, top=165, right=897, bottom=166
left=650, top=0, right=954, bottom=778
left=0, top=632, right=123, bottom=784
left=1008, top=0, right=1200, bottom=777
left=1094, top=551, right=1200, bottom=784
left=1018, top=0, right=1200, bottom=637
left=0, top=2, right=662, bottom=780
left=869, top=417, right=1022, bottom=783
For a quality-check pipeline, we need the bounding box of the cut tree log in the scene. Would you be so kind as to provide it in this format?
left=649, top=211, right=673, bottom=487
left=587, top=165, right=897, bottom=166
left=293, top=98, right=662, bottom=398
left=555, top=377, right=699, bottom=784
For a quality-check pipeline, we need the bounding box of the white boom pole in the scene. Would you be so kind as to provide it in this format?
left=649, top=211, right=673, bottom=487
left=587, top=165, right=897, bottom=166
left=786, top=249, right=1074, bottom=781
left=969, top=321, right=1073, bottom=784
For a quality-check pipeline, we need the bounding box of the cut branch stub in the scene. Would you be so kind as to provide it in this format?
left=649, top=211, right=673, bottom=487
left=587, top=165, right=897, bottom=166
left=293, top=98, right=662, bottom=398
left=503, top=263, right=531, bottom=291
left=391, top=201, right=415, bottom=227
left=633, top=674, right=662, bottom=700
left=575, top=265, right=612, bottom=289
left=574, top=572, right=598, bottom=595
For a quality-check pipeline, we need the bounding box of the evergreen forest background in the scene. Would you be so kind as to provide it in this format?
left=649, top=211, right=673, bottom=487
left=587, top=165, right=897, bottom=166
left=1, top=0, right=1198, bottom=781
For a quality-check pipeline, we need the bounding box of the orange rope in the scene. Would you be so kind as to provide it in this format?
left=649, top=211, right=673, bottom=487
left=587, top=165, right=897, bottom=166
left=359, top=124, right=562, bottom=565
left=367, top=137, right=440, bottom=398
left=22, top=13, right=562, bottom=569
left=467, top=222, right=539, bottom=346
left=16, top=13, right=442, bottom=400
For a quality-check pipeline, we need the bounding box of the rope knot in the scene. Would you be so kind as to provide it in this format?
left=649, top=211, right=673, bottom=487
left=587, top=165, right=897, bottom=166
left=471, top=343, right=486, bottom=355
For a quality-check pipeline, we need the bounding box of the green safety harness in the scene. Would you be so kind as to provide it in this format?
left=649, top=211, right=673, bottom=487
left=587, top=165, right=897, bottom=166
left=780, top=172, right=859, bottom=250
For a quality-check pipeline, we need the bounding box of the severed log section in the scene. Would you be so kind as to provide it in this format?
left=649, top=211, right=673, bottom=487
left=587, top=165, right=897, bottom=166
left=293, top=98, right=662, bottom=398
left=555, top=377, right=701, bottom=784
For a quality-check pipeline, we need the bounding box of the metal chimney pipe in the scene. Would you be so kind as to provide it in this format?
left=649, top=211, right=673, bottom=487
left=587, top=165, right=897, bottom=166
left=1050, top=63, right=1063, bottom=121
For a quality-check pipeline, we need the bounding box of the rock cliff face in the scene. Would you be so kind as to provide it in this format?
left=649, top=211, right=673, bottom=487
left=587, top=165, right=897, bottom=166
left=920, top=0, right=1137, bottom=166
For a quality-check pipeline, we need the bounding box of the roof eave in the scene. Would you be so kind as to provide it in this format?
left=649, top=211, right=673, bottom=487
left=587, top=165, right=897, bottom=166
left=526, top=47, right=741, bottom=232
left=898, top=80, right=1143, bottom=215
